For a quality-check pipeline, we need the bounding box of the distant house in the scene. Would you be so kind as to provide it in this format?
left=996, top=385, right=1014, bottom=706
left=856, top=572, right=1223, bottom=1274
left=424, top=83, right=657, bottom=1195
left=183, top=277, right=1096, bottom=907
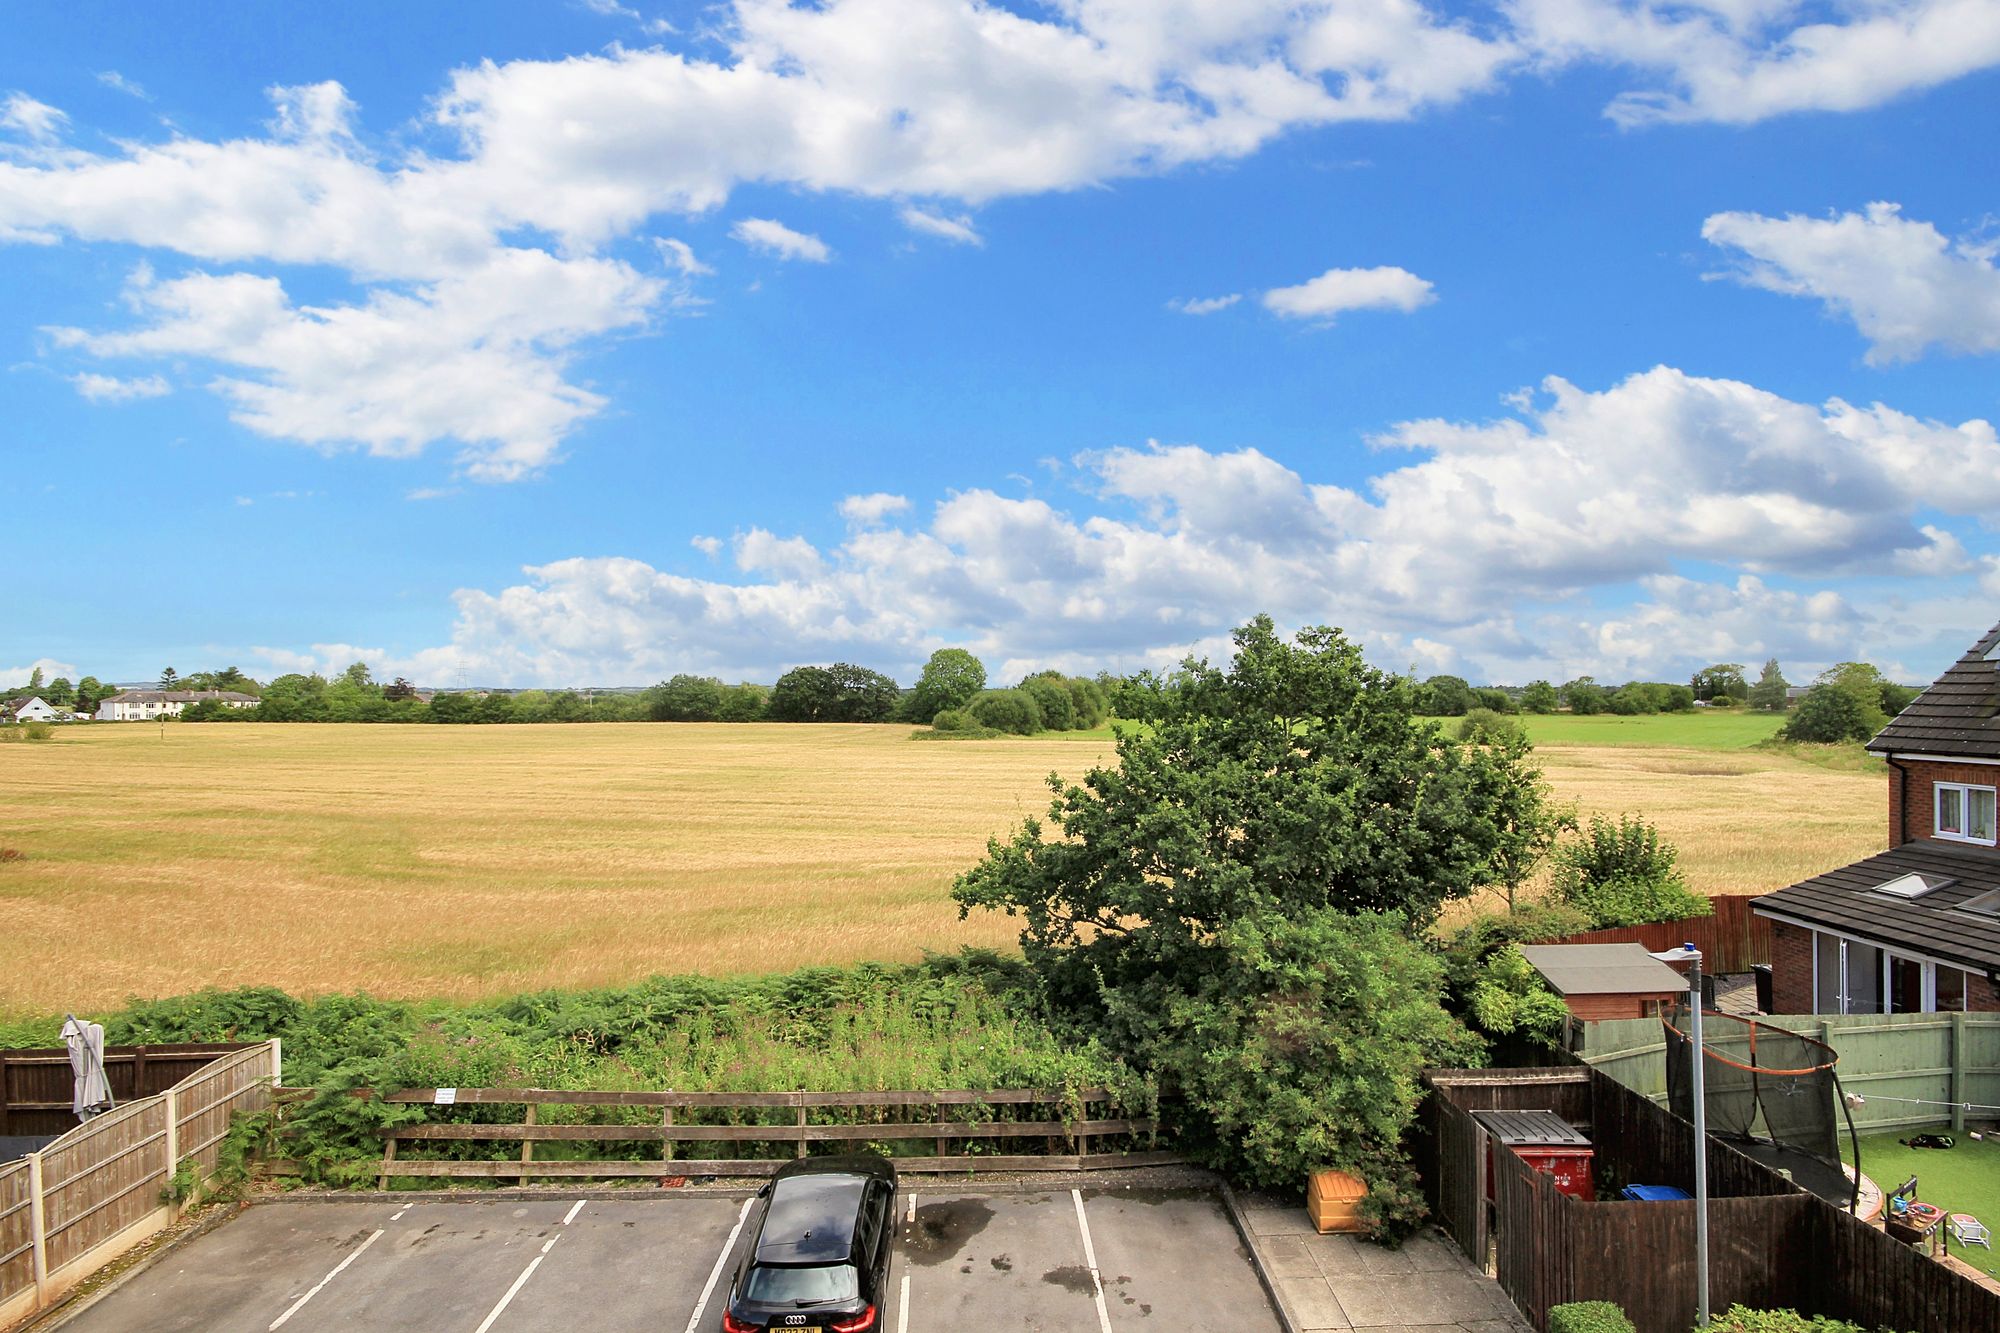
left=96, top=690, right=258, bottom=722
left=1517, top=943, right=1691, bottom=1020
left=2, top=696, right=59, bottom=723
left=1755, top=617, right=2000, bottom=1014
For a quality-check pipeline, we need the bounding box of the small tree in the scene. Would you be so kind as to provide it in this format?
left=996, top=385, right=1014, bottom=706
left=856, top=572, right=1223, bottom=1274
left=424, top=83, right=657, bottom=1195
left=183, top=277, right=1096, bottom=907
left=26, top=667, right=44, bottom=692
left=1419, top=674, right=1475, bottom=716
left=383, top=677, right=418, bottom=702
left=1748, top=658, right=1789, bottom=711
left=1460, top=729, right=1576, bottom=911
left=159, top=667, right=179, bottom=690
left=1561, top=676, right=1606, bottom=715
left=1017, top=675, right=1077, bottom=730
left=44, top=677, right=74, bottom=707
left=1551, top=814, right=1709, bottom=927
left=649, top=674, right=727, bottom=721
left=1690, top=663, right=1748, bottom=702
left=1521, top=680, right=1559, bottom=714
left=906, top=649, right=986, bottom=723
left=1782, top=662, right=1891, bottom=744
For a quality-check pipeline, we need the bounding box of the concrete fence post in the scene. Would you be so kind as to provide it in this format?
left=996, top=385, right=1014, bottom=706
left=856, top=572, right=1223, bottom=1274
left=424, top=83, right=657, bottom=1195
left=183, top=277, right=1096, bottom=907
left=27, top=1151, right=46, bottom=1309
left=269, top=1038, right=283, bottom=1090
left=163, top=1087, right=180, bottom=1207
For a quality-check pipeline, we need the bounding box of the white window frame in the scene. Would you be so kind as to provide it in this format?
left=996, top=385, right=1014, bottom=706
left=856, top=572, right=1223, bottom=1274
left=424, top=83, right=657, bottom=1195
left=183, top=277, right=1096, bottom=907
left=1936, top=781, right=1999, bottom=846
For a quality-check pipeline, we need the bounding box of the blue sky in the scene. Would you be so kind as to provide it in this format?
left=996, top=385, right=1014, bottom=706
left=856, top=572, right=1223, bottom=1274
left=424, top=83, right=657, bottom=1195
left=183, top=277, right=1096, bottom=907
left=4, top=0, right=1999, bottom=689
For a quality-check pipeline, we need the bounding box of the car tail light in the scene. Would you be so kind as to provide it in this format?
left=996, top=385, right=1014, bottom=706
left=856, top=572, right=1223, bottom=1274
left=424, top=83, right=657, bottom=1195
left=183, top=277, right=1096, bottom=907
left=831, top=1306, right=877, bottom=1332
left=720, top=1313, right=757, bottom=1333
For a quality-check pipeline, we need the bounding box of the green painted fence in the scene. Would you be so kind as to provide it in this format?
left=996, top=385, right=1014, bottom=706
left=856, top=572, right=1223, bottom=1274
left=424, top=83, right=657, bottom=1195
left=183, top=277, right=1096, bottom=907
left=1580, top=1011, right=2000, bottom=1134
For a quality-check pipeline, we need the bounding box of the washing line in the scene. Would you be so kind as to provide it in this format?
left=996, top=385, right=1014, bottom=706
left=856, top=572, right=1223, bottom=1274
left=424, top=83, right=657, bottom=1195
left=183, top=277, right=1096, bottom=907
left=1843, top=1091, right=2000, bottom=1115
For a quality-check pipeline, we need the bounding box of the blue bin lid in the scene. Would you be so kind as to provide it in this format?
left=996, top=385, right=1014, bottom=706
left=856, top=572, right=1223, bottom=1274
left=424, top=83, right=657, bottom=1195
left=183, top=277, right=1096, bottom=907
left=1621, top=1184, right=1692, bottom=1201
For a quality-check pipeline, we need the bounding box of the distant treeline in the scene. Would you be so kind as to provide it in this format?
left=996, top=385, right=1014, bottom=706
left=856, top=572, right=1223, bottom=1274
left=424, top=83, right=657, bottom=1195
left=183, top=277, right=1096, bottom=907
left=172, top=650, right=1121, bottom=731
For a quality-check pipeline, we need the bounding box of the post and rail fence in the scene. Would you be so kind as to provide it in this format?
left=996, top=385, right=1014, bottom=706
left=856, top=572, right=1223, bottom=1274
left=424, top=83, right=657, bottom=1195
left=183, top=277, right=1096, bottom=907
left=372, top=1086, right=1172, bottom=1188
left=0, top=1041, right=278, bottom=1327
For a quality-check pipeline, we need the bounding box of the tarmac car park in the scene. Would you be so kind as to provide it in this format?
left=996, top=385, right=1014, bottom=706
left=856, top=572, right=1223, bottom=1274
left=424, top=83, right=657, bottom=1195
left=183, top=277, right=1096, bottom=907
left=53, top=1180, right=1285, bottom=1333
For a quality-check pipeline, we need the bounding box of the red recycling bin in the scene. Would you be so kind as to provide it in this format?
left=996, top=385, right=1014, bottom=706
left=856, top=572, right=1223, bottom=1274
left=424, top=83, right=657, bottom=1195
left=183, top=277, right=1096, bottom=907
left=1474, top=1109, right=1596, bottom=1201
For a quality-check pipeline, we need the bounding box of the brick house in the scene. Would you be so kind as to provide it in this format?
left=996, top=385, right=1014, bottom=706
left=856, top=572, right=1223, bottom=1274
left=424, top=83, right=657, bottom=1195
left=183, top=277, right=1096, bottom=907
left=1754, top=618, right=2000, bottom=1014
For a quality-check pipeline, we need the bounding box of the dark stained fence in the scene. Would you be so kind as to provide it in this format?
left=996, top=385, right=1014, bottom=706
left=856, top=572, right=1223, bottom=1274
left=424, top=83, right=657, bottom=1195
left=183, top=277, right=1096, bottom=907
left=1423, top=1065, right=2000, bottom=1333
left=0, top=1044, right=256, bottom=1136
left=1534, top=895, right=1771, bottom=974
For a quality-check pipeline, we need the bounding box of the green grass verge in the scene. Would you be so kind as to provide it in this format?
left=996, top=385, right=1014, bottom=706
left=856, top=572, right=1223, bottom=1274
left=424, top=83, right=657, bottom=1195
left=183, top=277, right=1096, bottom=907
left=1842, top=1125, right=2000, bottom=1278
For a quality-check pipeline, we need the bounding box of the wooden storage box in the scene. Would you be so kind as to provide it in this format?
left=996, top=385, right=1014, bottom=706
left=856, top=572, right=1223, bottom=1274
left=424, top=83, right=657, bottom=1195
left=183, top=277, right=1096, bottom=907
left=1306, top=1169, right=1368, bottom=1234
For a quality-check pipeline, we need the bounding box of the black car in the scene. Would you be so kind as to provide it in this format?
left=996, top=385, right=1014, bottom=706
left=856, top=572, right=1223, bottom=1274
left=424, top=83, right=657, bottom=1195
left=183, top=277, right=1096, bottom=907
left=721, top=1153, right=897, bottom=1333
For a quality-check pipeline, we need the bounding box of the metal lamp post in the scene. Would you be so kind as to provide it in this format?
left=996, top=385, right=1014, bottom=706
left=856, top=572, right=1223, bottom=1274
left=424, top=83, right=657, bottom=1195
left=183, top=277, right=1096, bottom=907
left=1656, top=942, right=1709, bottom=1328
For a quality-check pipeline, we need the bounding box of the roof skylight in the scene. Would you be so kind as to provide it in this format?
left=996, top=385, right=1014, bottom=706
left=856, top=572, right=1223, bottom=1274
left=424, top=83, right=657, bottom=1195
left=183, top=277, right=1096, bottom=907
left=1875, top=872, right=1952, bottom=899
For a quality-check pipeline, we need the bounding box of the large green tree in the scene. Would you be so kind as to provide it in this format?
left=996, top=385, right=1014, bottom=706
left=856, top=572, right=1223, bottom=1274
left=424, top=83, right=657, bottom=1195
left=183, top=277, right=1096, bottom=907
left=905, top=649, right=986, bottom=723
left=1690, top=663, right=1748, bottom=702
left=769, top=663, right=900, bottom=722
left=952, top=617, right=1533, bottom=1224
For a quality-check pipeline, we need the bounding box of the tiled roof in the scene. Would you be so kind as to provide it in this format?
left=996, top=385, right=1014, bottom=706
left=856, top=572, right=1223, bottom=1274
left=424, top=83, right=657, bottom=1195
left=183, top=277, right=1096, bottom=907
left=1869, top=619, right=2000, bottom=759
left=104, top=690, right=258, bottom=704
left=1754, top=839, right=2000, bottom=972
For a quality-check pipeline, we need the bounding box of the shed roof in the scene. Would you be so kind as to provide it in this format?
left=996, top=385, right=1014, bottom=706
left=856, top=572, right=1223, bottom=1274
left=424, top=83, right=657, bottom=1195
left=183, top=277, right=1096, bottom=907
left=1754, top=840, right=2000, bottom=973
left=1517, top=943, right=1689, bottom=996
left=1869, top=618, right=2000, bottom=760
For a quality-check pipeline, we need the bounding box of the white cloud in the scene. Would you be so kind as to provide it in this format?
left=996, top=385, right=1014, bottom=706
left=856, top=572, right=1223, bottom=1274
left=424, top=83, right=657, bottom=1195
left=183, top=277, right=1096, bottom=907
left=68, top=371, right=169, bottom=402
left=0, top=93, right=66, bottom=143
left=733, top=529, right=826, bottom=580
left=839, top=492, right=912, bottom=525
left=730, top=217, right=831, bottom=263
left=48, top=251, right=661, bottom=480
left=1168, top=293, right=1241, bottom=315
left=1703, top=202, right=2000, bottom=363
left=1261, top=264, right=1435, bottom=320
left=270, top=365, right=2000, bottom=686
left=95, top=71, right=150, bottom=101
left=691, top=535, right=723, bottom=556
left=1512, top=0, right=2000, bottom=127
left=656, top=237, right=713, bottom=275
left=0, top=658, right=78, bottom=689
left=898, top=206, right=982, bottom=245
left=406, top=486, right=459, bottom=501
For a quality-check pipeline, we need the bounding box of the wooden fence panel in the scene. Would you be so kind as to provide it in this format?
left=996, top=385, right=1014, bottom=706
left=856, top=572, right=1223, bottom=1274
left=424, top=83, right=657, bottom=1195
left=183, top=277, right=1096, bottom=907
left=375, top=1086, right=1160, bottom=1185
left=1799, top=1192, right=2000, bottom=1333
left=1536, top=895, right=1770, bottom=974
left=0, top=1159, right=30, bottom=1311
left=1428, top=1096, right=1487, bottom=1264
left=0, top=1044, right=255, bottom=1136
left=170, top=1045, right=275, bottom=1180
left=36, top=1099, right=169, bottom=1278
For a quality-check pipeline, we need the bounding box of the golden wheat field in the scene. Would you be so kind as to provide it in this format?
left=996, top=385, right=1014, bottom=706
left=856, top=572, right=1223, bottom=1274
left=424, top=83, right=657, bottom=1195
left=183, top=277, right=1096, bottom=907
left=0, top=721, right=1885, bottom=1015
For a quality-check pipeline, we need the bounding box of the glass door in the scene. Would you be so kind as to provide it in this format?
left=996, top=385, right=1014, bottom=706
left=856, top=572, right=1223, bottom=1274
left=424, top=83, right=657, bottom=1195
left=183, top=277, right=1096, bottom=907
left=1887, top=953, right=1930, bottom=1013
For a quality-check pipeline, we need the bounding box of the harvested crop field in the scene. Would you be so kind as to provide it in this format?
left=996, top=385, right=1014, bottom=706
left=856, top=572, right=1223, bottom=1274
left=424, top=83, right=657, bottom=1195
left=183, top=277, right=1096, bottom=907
left=0, top=720, right=1883, bottom=1015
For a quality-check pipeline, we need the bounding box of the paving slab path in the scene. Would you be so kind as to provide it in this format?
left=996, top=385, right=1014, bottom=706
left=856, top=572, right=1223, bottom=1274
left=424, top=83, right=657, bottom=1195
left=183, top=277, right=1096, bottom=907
left=1234, top=1192, right=1531, bottom=1333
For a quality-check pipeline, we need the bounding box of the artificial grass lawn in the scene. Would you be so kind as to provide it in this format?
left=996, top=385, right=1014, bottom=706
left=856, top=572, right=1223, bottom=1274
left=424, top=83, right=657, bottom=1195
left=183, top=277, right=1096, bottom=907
left=1842, top=1125, right=2000, bottom=1278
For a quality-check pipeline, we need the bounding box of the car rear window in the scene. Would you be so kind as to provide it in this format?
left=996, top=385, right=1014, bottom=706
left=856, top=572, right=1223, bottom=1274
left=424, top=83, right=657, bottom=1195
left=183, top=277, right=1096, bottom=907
left=743, top=1262, right=860, bottom=1304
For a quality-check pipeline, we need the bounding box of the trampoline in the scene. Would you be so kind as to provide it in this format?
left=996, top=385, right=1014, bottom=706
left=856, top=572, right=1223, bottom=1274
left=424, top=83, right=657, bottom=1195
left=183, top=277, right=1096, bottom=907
left=1664, top=1006, right=1863, bottom=1213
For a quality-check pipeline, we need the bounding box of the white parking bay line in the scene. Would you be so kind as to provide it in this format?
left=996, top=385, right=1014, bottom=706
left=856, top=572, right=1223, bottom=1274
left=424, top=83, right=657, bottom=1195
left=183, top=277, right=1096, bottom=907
left=563, top=1199, right=586, bottom=1226
left=269, top=1228, right=384, bottom=1330
left=896, top=1274, right=910, bottom=1333
left=1070, top=1189, right=1114, bottom=1333
left=472, top=1236, right=560, bottom=1333
left=683, top=1196, right=756, bottom=1333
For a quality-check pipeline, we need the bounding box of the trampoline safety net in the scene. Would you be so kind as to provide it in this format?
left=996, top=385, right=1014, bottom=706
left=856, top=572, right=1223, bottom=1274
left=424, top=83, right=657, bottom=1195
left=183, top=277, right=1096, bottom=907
left=1664, top=1006, right=1854, bottom=1205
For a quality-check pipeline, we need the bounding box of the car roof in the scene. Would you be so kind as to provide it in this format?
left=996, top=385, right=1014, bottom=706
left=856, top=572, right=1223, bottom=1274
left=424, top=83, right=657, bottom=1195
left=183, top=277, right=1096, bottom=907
left=753, top=1160, right=890, bottom=1265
